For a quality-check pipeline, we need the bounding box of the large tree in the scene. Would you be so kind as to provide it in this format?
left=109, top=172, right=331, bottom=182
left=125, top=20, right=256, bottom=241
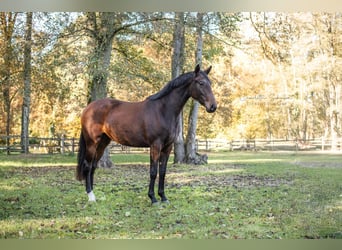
left=0, top=12, right=18, bottom=154
left=172, top=12, right=186, bottom=164
left=185, top=12, right=205, bottom=164
left=310, top=13, right=342, bottom=150
left=84, top=12, right=118, bottom=168
left=20, top=12, right=33, bottom=154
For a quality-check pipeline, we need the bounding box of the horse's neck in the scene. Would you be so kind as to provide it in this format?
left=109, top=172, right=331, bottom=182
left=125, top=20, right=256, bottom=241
left=160, top=83, right=191, bottom=118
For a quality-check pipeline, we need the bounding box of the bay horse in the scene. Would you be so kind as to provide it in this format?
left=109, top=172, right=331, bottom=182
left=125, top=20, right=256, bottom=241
left=76, top=65, right=217, bottom=204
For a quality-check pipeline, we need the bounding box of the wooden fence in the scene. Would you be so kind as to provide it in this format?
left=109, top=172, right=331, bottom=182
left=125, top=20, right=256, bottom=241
left=196, top=138, right=342, bottom=152
left=0, top=135, right=149, bottom=155
left=0, top=135, right=341, bottom=155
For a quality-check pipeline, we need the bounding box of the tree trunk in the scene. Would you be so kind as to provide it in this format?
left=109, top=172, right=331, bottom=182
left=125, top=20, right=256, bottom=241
left=185, top=100, right=202, bottom=163
left=21, top=12, right=33, bottom=154
left=185, top=12, right=207, bottom=165
left=3, top=85, right=10, bottom=155
left=172, top=12, right=186, bottom=164
left=329, top=82, right=340, bottom=151
left=0, top=13, right=17, bottom=155
left=87, top=12, right=117, bottom=168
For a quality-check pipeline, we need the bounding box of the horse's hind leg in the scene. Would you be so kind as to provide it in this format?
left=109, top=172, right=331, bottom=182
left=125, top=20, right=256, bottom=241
left=86, top=155, right=99, bottom=202
left=87, top=134, right=111, bottom=202
left=86, top=165, right=96, bottom=202
left=84, top=144, right=97, bottom=202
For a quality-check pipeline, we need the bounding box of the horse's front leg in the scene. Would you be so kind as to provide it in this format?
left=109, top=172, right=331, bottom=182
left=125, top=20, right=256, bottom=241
left=148, top=143, right=161, bottom=205
left=158, top=145, right=172, bottom=203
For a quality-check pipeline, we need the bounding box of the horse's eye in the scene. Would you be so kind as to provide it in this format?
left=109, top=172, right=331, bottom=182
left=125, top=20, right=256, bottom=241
left=198, top=80, right=205, bottom=85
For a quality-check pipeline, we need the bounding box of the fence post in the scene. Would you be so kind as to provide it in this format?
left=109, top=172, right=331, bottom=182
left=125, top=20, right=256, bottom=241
left=6, top=136, right=10, bottom=155
left=72, top=137, right=75, bottom=154
left=61, top=134, right=65, bottom=154
left=25, top=135, right=30, bottom=154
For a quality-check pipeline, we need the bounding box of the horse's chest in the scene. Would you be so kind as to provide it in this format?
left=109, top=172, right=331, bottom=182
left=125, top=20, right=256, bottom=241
left=145, top=117, right=177, bottom=142
left=161, top=120, right=179, bottom=142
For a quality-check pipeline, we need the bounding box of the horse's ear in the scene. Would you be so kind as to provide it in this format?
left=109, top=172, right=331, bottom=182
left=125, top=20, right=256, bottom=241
left=194, top=64, right=200, bottom=75
left=204, top=66, right=212, bottom=75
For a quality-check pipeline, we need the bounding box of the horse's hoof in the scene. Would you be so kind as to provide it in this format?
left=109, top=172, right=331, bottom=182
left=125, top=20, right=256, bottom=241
left=161, top=199, right=170, bottom=205
left=87, top=191, right=96, bottom=202
left=151, top=201, right=160, bottom=206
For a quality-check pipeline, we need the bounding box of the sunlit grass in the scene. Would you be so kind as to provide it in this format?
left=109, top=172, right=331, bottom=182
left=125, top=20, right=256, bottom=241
left=0, top=151, right=341, bottom=239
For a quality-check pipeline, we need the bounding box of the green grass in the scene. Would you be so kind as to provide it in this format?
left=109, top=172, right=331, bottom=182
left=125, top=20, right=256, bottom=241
left=0, top=151, right=341, bottom=239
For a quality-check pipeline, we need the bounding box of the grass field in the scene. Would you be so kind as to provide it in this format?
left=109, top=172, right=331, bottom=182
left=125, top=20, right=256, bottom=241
left=0, top=151, right=341, bottom=239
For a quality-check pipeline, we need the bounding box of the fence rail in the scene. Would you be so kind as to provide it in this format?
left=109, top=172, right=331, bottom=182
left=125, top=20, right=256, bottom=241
left=0, top=135, right=341, bottom=155
left=195, top=138, right=342, bottom=152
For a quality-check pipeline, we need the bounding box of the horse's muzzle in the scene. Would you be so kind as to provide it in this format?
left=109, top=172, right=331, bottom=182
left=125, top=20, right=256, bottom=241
left=207, top=103, right=217, bottom=113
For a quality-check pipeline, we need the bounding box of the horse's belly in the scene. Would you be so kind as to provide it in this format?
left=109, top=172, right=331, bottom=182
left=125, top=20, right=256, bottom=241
left=105, top=125, right=150, bottom=148
left=116, top=137, right=150, bottom=148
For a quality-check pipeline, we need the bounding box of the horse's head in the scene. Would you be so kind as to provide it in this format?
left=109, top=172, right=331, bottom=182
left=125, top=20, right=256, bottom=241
left=190, top=64, right=217, bottom=113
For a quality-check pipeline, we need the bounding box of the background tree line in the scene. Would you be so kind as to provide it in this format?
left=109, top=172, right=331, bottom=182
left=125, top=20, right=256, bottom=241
left=0, top=12, right=341, bottom=159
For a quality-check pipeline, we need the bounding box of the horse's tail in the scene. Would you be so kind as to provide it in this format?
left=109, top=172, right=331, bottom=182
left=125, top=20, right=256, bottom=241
left=76, top=130, right=86, bottom=181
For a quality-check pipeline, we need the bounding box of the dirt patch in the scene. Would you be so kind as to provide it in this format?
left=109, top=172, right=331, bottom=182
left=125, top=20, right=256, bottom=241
left=167, top=164, right=293, bottom=188
left=167, top=173, right=293, bottom=189
left=226, top=174, right=293, bottom=187
left=9, top=164, right=293, bottom=189
left=293, top=161, right=342, bottom=169
left=11, top=166, right=75, bottom=177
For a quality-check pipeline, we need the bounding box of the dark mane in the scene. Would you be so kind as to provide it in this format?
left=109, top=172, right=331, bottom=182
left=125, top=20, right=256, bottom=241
left=147, top=72, right=194, bottom=101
